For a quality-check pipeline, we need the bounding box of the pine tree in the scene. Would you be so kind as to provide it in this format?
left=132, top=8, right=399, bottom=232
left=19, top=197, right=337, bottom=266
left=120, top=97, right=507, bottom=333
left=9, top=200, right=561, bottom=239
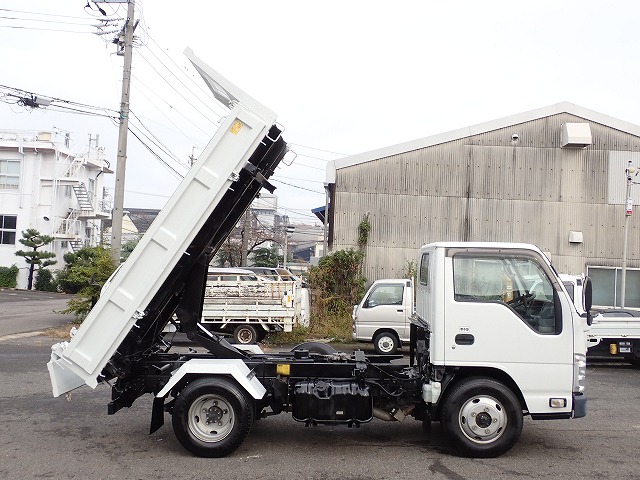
left=15, top=228, right=56, bottom=290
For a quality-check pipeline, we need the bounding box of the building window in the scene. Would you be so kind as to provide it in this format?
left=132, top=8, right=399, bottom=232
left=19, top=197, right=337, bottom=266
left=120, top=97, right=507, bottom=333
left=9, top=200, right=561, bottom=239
left=587, top=266, right=640, bottom=308
left=88, top=178, right=96, bottom=198
left=0, top=215, right=17, bottom=244
left=0, top=159, right=20, bottom=190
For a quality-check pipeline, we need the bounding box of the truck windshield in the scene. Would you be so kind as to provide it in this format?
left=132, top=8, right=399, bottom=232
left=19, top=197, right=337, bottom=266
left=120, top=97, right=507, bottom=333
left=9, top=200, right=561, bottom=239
left=365, top=284, right=404, bottom=307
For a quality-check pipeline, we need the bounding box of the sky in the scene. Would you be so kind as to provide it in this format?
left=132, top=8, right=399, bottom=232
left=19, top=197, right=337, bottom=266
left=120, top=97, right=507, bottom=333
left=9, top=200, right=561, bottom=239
left=2, top=0, right=640, bottom=228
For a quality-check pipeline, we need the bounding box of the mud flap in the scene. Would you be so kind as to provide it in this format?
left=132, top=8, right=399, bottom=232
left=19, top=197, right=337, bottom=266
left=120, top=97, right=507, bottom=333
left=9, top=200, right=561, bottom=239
left=150, top=397, right=165, bottom=434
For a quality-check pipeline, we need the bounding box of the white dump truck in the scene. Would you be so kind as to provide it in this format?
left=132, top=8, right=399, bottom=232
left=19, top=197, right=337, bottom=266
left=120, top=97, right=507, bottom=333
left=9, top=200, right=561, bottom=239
left=47, top=49, right=591, bottom=459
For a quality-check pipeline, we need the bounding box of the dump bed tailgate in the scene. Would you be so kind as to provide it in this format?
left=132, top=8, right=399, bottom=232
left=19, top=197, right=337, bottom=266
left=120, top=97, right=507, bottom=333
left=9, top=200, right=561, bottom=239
left=48, top=50, right=287, bottom=397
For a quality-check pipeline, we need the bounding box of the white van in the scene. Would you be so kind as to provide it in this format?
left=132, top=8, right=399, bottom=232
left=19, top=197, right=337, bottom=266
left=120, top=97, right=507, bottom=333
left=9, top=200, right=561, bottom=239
left=352, top=278, right=413, bottom=354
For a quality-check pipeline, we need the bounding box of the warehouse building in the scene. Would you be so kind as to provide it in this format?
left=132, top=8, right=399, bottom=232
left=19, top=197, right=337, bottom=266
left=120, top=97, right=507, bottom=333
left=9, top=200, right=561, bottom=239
left=325, top=102, right=640, bottom=308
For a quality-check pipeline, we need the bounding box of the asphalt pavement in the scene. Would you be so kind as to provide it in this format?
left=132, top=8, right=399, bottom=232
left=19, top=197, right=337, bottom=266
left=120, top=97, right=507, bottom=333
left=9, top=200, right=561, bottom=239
left=0, top=289, right=74, bottom=338
left=1, top=334, right=639, bottom=480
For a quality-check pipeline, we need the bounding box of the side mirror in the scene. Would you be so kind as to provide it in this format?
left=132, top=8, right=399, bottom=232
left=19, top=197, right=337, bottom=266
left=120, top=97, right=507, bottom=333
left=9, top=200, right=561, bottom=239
left=583, top=276, right=593, bottom=326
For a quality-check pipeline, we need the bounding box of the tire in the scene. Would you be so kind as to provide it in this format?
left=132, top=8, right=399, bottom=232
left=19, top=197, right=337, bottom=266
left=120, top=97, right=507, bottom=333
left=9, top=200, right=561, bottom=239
left=255, top=329, right=268, bottom=343
left=373, top=332, right=399, bottom=355
left=172, top=377, right=254, bottom=458
left=291, top=341, right=338, bottom=354
left=440, top=377, right=523, bottom=458
left=233, top=325, right=258, bottom=344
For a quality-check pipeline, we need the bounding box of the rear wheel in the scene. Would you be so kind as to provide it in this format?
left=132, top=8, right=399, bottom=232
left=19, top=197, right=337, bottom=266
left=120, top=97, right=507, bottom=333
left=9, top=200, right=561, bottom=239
left=255, top=329, right=267, bottom=343
left=373, top=332, right=399, bottom=355
left=172, top=377, right=254, bottom=457
left=233, top=325, right=258, bottom=344
left=440, top=377, right=523, bottom=458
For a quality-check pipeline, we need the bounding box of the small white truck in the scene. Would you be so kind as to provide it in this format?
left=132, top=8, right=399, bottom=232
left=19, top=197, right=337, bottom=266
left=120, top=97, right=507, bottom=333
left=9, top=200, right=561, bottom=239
left=559, top=274, right=640, bottom=366
left=198, top=268, right=308, bottom=344
left=352, top=278, right=413, bottom=354
left=47, top=49, right=591, bottom=459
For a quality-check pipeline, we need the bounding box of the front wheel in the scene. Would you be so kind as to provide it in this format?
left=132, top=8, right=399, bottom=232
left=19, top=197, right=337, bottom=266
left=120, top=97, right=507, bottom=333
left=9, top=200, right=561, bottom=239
left=172, top=377, right=254, bottom=458
left=373, top=332, right=399, bottom=355
left=440, top=377, right=523, bottom=458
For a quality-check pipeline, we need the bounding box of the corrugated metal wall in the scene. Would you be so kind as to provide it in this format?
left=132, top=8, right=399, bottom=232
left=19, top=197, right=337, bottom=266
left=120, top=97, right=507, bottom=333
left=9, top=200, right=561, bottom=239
left=332, top=113, right=640, bottom=283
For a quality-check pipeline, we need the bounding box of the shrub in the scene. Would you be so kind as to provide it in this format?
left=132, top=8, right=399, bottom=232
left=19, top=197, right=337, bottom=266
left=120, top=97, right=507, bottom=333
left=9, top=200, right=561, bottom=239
left=0, top=264, right=19, bottom=288
left=35, top=268, right=58, bottom=292
left=57, top=246, right=117, bottom=321
left=307, top=248, right=367, bottom=341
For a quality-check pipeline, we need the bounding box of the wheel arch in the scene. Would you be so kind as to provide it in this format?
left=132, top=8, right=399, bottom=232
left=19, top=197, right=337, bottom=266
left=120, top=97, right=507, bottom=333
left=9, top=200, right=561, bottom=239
left=157, top=359, right=266, bottom=401
left=433, top=367, right=527, bottom=420
left=372, top=328, right=401, bottom=345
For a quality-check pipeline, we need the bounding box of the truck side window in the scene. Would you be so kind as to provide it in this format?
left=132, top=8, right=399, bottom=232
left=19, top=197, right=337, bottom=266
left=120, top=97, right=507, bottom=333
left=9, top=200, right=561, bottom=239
left=419, top=253, right=429, bottom=286
left=365, top=284, right=404, bottom=308
left=453, top=254, right=560, bottom=335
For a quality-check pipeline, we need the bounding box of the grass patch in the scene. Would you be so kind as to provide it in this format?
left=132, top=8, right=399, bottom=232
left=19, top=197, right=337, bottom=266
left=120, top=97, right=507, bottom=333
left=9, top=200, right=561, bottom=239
left=41, top=323, right=76, bottom=340
left=265, top=312, right=353, bottom=346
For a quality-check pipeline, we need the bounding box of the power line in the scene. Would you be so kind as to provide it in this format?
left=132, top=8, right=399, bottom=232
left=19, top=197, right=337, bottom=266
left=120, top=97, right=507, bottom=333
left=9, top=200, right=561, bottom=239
left=131, top=73, right=212, bottom=138
left=0, top=7, right=107, bottom=20
left=270, top=178, right=323, bottom=194
left=0, top=84, right=120, bottom=114
left=0, top=24, right=92, bottom=34
left=129, top=109, right=187, bottom=166
left=0, top=14, right=100, bottom=26
left=136, top=49, right=219, bottom=127
left=139, top=37, right=225, bottom=120
left=127, top=127, right=184, bottom=180
left=290, top=143, right=348, bottom=157
left=144, top=32, right=228, bottom=117
left=272, top=175, right=324, bottom=184
left=104, top=186, right=172, bottom=199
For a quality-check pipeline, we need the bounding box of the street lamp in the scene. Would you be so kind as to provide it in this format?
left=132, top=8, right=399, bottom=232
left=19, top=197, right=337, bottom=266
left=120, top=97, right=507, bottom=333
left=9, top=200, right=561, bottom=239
left=621, top=161, right=638, bottom=308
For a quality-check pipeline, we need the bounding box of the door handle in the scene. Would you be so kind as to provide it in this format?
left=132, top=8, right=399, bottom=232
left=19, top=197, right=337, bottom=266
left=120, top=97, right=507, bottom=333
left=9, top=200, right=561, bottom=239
left=455, top=334, right=475, bottom=345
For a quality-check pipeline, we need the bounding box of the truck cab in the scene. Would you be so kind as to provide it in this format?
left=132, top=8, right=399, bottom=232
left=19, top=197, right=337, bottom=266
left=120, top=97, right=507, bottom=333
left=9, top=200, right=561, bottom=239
left=352, top=278, right=413, bottom=354
left=416, top=243, right=589, bottom=425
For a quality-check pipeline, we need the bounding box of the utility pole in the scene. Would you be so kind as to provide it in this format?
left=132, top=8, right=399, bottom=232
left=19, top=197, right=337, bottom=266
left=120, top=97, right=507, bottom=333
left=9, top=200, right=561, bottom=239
left=323, top=185, right=329, bottom=256
left=240, top=209, right=250, bottom=266
left=109, top=0, right=136, bottom=264
left=621, top=160, right=638, bottom=307
left=283, top=224, right=294, bottom=268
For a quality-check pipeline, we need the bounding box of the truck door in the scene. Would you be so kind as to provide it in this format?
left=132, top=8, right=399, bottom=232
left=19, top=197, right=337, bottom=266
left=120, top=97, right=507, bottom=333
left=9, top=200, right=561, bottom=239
left=360, top=282, right=408, bottom=338
left=443, top=249, right=574, bottom=414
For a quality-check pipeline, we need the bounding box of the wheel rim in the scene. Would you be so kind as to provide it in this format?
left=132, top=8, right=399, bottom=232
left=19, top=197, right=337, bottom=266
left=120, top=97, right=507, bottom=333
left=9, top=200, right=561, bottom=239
left=376, top=336, right=395, bottom=353
left=458, top=395, right=507, bottom=444
left=188, top=394, right=235, bottom=443
left=236, top=328, right=254, bottom=344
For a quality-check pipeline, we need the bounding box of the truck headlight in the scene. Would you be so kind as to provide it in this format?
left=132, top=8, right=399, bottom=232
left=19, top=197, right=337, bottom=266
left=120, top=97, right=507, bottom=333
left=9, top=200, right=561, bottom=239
left=573, top=353, right=586, bottom=393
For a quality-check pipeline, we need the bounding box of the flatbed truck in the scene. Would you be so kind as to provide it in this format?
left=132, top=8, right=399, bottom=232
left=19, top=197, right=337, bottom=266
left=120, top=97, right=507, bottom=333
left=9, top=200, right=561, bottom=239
left=47, top=49, right=591, bottom=459
left=559, top=274, right=640, bottom=365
